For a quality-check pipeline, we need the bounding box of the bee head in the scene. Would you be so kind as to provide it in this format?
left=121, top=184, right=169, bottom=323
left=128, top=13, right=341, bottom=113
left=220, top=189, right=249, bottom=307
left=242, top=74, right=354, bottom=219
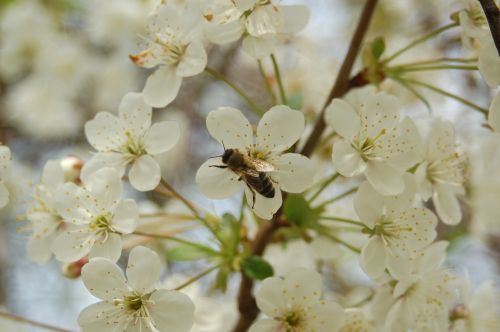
left=222, top=149, right=234, bottom=164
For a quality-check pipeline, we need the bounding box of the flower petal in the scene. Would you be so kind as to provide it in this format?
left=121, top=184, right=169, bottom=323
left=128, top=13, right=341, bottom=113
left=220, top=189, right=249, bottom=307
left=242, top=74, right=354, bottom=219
left=308, top=301, right=345, bottom=332
left=365, top=161, right=405, bottom=195
left=78, top=301, right=118, bottom=327
left=112, top=199, right=138, bottom=234
left=144, top=121, right=180, bottom=155
left=118, top=92, right=152, bottom=137
left=255, top=276, right=286, bottom=317
left=126, top=246, right=161, bottom=294
left=52, top=227, right=94, bottom=262
left=143, top=65, right=182, bottom=108
left=245, top=185, right=282, bottom=220
left=433, top=183, right=461, bottom=225
left=488, top=90, right=500, bottom=132
left=148, top=289, right=195, bottom=332
left=206, top=107, right=253, bottom=150
left=283, top=268, right=323, bottom=306
left=81, top=257, right=128, bottom=300
left=80, top=153, right=127, bottom=185
left=245, top=5, right=282, bottom=36
left=0, top=182, right=9, bottom=209
left=128, top=155, right=161, bottom=192
left=83, top=167, right=123, bottom=211
left=280, top=5, right=309, bottom=34
left=325, top=99, right=361, bottom=141
left=176, top=40, right=207, bottom=77
left=54, top=183, right=92, bottom=224
left=248, top=319, right=279, bottom=332
left=361, top=236, right=387, bottom=278
left=89, top=233, right=122, bottom=262
left=426, top=119, right=455, bottom=162
left=271, top=153, right=314, bottom=193
left=196, top=158, right=242, bottom=199
left=41, top=160, right=64, bottom=191
left=354, top=181, right=384, bottom=227
left=242, top=35, right=277, bottom=59
left=85, top=112, right=125, bottom=151
left=27, top=235, right=54, bottom=263
left=256, top=105, right=304, bottom=152
left=332, top=140, right=366, bottom=177
left=478, top=36, right=500, bottom=88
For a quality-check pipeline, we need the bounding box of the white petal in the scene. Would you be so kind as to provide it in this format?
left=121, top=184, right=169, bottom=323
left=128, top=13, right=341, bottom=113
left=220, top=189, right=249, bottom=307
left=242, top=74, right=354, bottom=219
left=332, top=140, right=366, bottom=177
left=271, top=153, right=314, bottom=193
left=52, top=228, right=94, bottom=262
left=234, top=0, right=254, bottom=12
left=308, top=301, right=345, bottom=332
left=248, top=319, right=279, bottom=332
left=354, top=181, right=384, bottom=228
left=0, top=182, right=9, bottom=209
left=54, top=183, right=92, bottom=224
left=126, top=246, right=161, bottom=294
left=27, top=235, right=54, bottom=263
left=148, top=290, right=195, bottom=332
left=283, top=268, right=323, bottom=306
left=85, top=112, right=125, bottom=151
left=112, top=199, right=138, bottom=234
left=426, top=119, right=455, bottom=162
left=128, top=155, right=161, bottom=192
left=144, top=121, right=180, bottom=155
left=143, top=65, right=182, bottom=108
left=118, top=92, right=152, bottom=137
left=205, top=19, right=244, bottom=44
left=242, top=35, right=277, bottom=59
left=325, top=99, right=361, bottom=140
left=176, top=40, right=207, bottom=77
left=279, top=5, right=310, bottom=34
left=89, top=233, right=122, bottom=262
left=207, top=107, right=253, bottom=150
left=246, top=185, right=282, bottom=220
left=41, top=160, right=64, bottom=191
left=384, top=173, right=417, bottom=215
left=416, top=241, right=448, bottom=274
left=392, top=207, right=437, bottom=255
left=255, top=276, right=286, bottom=317
left=361, top=236, right=387, bottom=278
left=78, top=301, right=118, bottom=327
left=488, top=90, right=500, bottom=132
left=433, top=183, right=461, bottom=225
left=83, top=167, right=123, bottom=211
left=256, top=105, right=304, bottom=152
left=245, top=5, right=282, bottom=36
left=362, top=92, right=400, bottom=139
left=80, top=153, right=127, bottom=185
left=81, top=257, right=128, bottom=300
left=365, top=161, right=405, bottom=195
left=478, top=36, right=500, bottom=88
left=195, top=158, right=242, bottom=199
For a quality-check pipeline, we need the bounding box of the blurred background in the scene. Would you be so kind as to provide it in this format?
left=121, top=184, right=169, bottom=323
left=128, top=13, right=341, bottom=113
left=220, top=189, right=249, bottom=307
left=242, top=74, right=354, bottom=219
left=0, top=0, right=498, bottom=331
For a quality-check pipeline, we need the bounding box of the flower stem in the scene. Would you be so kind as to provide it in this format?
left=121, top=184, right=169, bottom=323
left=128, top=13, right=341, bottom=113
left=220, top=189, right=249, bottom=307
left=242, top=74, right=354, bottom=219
left=392, top=65, right=478, bottom=72
left=257, top=60, right=278, bottom=105
left=173, top=265, right=220, bottom=291
left=132, top=231, right=217, bottom=253
left=205, top=67, right=265, bottom=115
left=0, top=311, right=76, bottom=332
left=321, top=231, right=361, bottom=253
left=403, top=78, right=488, bottom=115
left=270, top=54, right=288, bottom=105
left=308, top=172, right=340, bottom=203
left=321, top=216, right=365, bottom=228
left=383, top=22, right=458, bottom=63
left=391, top=57, right=477, bottom=68
left=315, top=187, right=358, bottom=209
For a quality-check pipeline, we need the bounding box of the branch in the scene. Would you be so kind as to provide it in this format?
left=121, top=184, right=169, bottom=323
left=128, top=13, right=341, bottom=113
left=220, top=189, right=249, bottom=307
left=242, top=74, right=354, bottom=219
left=300, top=0, right=379, bottom=157
left=0, top=311, right=76, bottom=332
left=478, top=0, right=500, bottom=55
left=232, top=1, right=379, bottom=331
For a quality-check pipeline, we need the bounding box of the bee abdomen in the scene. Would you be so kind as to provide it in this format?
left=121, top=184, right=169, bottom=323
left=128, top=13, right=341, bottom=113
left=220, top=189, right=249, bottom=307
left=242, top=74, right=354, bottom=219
left=259, top=173, right=275, bottom=198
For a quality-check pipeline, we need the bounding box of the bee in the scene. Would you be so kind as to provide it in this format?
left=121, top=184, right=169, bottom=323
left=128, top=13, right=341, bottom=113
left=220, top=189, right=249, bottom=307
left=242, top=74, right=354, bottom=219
left=211, top=148, right=276, bottom=208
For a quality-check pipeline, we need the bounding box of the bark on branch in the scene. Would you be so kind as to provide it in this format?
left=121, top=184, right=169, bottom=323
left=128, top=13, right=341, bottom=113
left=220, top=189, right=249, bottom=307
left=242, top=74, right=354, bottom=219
left=478, top=0, right=500, bottom=55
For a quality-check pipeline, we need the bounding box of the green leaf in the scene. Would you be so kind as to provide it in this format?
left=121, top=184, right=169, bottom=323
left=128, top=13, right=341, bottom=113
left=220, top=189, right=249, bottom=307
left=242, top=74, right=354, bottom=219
left=167, top=244, right=216, bottom=261
left=284, top=194, right=323, bottom=228
left=371, top=37, right=385, bottom=59
left=241, top=255, right=274, bottom=280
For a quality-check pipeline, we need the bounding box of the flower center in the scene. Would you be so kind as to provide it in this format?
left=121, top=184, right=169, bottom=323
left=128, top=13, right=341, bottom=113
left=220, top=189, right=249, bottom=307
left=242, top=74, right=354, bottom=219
left=279, top=308, right=305, bottom=331
left=114, top=293, right=152, bottom=318
left=122, top=131, right=146, bottom=157
left=90, top=214, right=116, bottom=234
left=370, top=220, right=414, bottom=243
left=154, top=37, right=186, bottom=66
left=426, top=152, right=465, bottom=186
left=353, top=129, right=387, bottom=161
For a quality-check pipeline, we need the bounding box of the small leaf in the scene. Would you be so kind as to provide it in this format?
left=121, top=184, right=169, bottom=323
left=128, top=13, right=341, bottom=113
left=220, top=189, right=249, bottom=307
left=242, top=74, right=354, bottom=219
left=284, top=194, right=323, bottom=228
left=241, top=255, right=274, bottom=280
left=371, top=37, right=385, bottom=59
left=167, top=244, right=216, bottom=261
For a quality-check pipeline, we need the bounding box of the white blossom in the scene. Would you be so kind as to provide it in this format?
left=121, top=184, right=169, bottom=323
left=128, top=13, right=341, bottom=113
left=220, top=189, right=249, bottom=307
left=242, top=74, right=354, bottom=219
left=52, top=167, right=138, bottom=263
left=202, top=0, right=309, bottom=58
left=325, top=90, right=420, bottom=195
left=0, top=144, right=11, bottom=209
left=488, top=89, right=500, bottom=132
left=130, top=1, right=207, bottom=107
left=339, top=308, right=376, bottom=332
left=250, top=268, right=345, bottom=332
left=82, top=92, right=180, bottom=191
left=196, top=105, right=315, bottom=219
left=79, top=246, right=194, bottom=332
left=415, top=119, right=466, bottom=225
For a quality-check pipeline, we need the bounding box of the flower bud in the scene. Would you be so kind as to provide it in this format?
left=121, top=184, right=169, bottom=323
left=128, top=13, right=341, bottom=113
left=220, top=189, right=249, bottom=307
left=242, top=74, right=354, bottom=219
left=62, top=256, right=89, bottom=279
left=60, top=156, right=83, bottom=183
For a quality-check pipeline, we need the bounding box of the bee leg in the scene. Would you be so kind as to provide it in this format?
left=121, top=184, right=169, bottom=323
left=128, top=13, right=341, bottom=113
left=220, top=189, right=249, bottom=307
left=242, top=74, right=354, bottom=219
left=209, top=165, right=227, bottom=169
left=246, top=185, right=256, bottom=208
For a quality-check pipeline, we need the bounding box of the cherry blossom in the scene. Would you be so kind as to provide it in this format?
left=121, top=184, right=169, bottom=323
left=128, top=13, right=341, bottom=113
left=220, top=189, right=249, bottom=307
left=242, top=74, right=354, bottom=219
left=196, top=105, right=315, bottom=219
left=325, top=90, right=420, bottom=195
left=52, top=167, right=138, bottom=262
left=130, top=1, right=207, bottom=107
left=249, top=268, right=345, bottom=332
left=79, top=246, right=194, bottom=332
left=82, top=92, right=180, bottom=191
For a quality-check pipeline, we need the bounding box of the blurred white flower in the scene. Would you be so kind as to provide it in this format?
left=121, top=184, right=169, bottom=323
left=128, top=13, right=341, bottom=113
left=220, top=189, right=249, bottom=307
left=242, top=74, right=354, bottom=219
left=339, top=308, right=376, bottom=332
left=477, top=35, right=500, bottom=88
left=196, top=106, right=315, bottom=219
left=415, top=119, right=466, bottom=225
left=488, top=90, right=500, bottom=132
left=130, top=1, right=207, bottom=107
left=325, top=91, right=420, bottom=195
left=82, top=92, right=180, bottom=191
left=79, top=246, right=194, bottom=332
left=354, top=176, right=437, bottom=278
left=203, top=0, right=309, bottom=58
left=250, top=268, right=345, bottom=332
left=52, top=167, right=138, bottom=262
left=0, top=144, right=11, bottom=209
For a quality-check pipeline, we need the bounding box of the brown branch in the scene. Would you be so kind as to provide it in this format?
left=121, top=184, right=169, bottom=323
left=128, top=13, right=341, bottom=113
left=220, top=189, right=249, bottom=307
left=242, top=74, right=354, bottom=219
left=478, top=0, right=500, bottom=55
left=300, top=0, right=379, bottom=157
left=231, top=1, right=378, bottom=331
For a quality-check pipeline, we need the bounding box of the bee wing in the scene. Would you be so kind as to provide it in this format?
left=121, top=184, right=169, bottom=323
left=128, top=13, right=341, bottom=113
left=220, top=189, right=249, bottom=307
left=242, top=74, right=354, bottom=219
left=250, top=159, right=275, bottom=172
left=243, top=168, right=260, bottom=177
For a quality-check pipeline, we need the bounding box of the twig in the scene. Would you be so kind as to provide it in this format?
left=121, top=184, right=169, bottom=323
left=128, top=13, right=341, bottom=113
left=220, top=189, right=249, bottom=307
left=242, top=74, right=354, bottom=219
left=258, top=60, right=278, bottom=105
left=478, top=0, right=500, bottom=55
left=173, top=265, right=220, bottom=291
left=270, top=54, right=287, bottom=105
left=0, top=311, right=75, bottom=332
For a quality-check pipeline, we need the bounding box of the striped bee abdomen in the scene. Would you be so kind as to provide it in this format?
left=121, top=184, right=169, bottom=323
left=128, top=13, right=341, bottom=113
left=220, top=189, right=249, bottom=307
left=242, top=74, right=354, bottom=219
left=258, top=173, right=275, bottom=198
